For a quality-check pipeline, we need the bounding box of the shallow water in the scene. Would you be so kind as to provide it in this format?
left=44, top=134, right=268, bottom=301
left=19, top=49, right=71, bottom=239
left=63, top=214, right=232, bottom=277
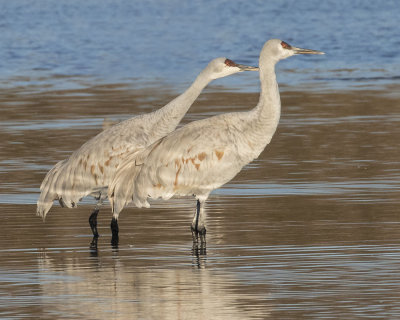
left=1, top=84, right=400, bottom=319
left=2, top=0, right=400, bottom=318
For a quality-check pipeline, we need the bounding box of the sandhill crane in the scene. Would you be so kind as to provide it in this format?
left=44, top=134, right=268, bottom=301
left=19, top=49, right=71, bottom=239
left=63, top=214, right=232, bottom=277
left=36, top=57, right=258, bottom=243
left=109, top=39, right=324, bottom=243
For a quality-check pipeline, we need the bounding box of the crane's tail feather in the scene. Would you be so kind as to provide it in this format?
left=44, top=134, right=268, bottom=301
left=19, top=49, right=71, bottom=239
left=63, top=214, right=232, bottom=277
left=36, top=158, right=86, bottom=220
left=36, top=196, right=55, bottom=221
left=36, top=160, right=67, bottom=220
left=109, top=149, right=150, bottom=215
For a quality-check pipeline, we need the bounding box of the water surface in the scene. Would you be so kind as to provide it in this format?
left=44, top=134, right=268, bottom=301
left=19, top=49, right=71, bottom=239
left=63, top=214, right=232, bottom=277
left=1, top=0, right=399, bottom=91
left=1, top=0, right=400, bottom=319
left=1, top=85, right=400, bottom=319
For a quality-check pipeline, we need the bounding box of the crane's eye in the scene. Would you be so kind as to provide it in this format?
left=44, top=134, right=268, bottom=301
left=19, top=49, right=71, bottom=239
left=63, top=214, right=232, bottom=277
left=224, top=59, right=237, bottom=67
left=281, top=41, right=291, bottom=49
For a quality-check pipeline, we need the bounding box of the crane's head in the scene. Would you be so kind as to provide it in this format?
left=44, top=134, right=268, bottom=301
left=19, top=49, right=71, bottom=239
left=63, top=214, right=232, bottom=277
left=206, top=57, right=258, bottom=80
left=260, top=39, right=324, bottom=65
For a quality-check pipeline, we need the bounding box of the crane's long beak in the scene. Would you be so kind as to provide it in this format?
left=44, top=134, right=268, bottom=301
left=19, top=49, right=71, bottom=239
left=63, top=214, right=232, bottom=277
left=235, top=63, right=259, bottom=71
left=292, top=46, right=325, bottom=55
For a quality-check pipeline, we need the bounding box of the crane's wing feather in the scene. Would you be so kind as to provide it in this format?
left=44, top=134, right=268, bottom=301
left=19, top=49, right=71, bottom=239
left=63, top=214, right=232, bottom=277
left=110, top=113, right=250, bottom=213
left=36, top=117, right=149, bottom=219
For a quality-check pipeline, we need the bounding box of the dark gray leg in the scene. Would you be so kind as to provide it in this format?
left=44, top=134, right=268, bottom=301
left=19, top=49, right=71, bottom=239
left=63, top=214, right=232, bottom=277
left=89, top=208, right=100, bottom=237
left=191, top=199, right=207, bottom=244
left=111, top=217, right=119, bottom=247
left=191, top=200, right=201, bottom=232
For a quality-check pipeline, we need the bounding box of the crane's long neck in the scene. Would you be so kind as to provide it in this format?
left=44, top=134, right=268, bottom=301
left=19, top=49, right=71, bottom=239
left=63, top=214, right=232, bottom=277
left=150, top=72, right=211, bottom=138
left=247, top=60, right=281, bottom=149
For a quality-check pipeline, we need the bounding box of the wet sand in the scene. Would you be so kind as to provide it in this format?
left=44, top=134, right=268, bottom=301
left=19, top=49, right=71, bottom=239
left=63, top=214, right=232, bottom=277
left=1, top=84, right=400, bottom=318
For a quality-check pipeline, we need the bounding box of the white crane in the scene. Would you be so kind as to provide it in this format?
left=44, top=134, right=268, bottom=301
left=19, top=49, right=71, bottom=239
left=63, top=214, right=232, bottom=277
left=109, top=39, right=324, bottom=242
left=36, top=57, right=258, bottom=243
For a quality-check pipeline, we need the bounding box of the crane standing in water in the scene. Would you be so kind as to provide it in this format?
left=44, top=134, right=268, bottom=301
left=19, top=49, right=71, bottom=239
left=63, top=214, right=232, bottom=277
left=36, top=57, right=258, bottom=244
left=109, top=39, right=324, bottom=242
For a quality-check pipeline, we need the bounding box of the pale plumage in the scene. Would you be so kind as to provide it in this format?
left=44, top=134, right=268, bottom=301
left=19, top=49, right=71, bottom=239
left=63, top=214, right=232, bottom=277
left=109, top=39, right=324, bottom=241
left=110, top=112, right=261, bottom=212
left=36, top=57, right=258, bottom=243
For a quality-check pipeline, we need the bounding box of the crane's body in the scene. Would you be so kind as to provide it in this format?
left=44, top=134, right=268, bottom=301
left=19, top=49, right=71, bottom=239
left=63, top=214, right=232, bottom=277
left=110, top=105, right=279, bottom=212
left=109, top=39, right=324, bottom=241
left=36, top=57, right=258, bottom=242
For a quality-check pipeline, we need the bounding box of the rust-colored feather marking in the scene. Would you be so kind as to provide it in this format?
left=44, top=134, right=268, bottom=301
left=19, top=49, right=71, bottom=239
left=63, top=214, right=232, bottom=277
left=105, top=156, right=113, bottom=166
left=91, top=165, right=99, bottom=185
left=188, top=158, right=200, bottom=170
left=98, top=164, right=104, bottom=174
left=153, top=183, right=162, bottom=189
left=215, top=150, right=224, bottom=160
left=197, top=152, right=207, bottom=161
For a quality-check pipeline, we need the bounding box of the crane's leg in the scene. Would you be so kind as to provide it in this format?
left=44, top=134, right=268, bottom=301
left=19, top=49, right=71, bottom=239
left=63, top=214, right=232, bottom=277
left=191, top=199, right=207, bottom=244
left=89, top=206, right=101, bottom=249
left=110, top=217, right=119, bottom=247
left=89, top=208, right=100, bottom=237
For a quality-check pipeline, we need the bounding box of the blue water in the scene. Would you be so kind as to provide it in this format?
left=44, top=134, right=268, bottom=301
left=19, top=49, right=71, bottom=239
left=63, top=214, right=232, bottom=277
left=0, top=0, right=399, bottom=91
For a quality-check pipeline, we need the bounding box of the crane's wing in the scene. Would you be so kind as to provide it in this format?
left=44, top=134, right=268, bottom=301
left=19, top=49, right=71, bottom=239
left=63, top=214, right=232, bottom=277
left=110, top=113, right=251, bottom=214
left=36, top=118, right=149, bottom=219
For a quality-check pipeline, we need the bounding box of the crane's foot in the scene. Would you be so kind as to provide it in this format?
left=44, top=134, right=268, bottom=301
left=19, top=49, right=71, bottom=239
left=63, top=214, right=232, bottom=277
left=90, top=235, right=98, bottom=249
left=111, top=217, right=119, bottom=248
left=89, top=208, right=100, bottom=238
left=191, top=225, right=206, bottom=244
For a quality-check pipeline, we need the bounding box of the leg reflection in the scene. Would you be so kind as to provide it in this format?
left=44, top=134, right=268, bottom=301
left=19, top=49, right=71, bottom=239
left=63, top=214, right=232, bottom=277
left=89, top=237, right=99, bottom=257
left=192, top=240, right=206, bottom=269
left=90, top=235, right=98, bottom=250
